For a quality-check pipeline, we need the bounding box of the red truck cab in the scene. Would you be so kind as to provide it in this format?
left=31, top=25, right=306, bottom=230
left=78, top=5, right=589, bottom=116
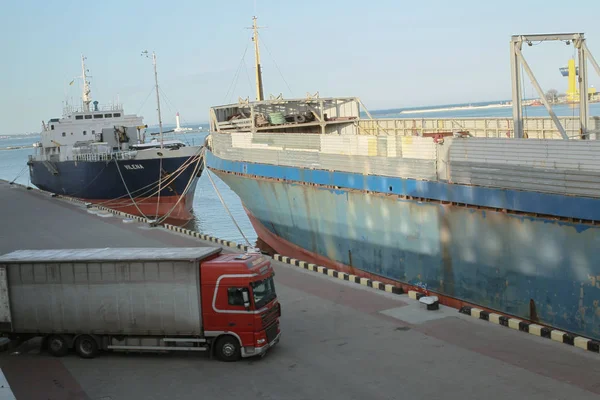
left=201, top=251, right=281, bottom=361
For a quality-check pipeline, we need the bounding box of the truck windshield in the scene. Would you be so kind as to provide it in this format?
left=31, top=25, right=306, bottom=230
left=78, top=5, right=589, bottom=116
left=251, top=277, right=276, bottom=309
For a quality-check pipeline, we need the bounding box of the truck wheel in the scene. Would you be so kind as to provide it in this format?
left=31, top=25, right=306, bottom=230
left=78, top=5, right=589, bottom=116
left=215, top=336, right=240, bottom=362
left=47, top=335, right=69, bottom=357
left=75, top=335, right=99, bottom=359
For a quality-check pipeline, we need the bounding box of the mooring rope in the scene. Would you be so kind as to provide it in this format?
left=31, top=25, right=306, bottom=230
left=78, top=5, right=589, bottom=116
left=114, top=158, right=149, bottom=219
left=205, top=163, right=252, bottom=247
left=10, top=166, right=28, bottom=184
left=155, top=148, right=205, bottom=224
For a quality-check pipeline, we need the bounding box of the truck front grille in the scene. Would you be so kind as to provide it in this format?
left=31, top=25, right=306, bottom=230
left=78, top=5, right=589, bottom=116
left=265, top=322, right=279, bottom=343
left=261, top=302, right=280, bottom=328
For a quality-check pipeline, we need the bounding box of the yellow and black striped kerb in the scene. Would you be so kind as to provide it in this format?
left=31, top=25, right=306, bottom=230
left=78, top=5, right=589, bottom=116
left=273, top=254, right=403, bottom=295
left=459, top=306, right=600, bottom=354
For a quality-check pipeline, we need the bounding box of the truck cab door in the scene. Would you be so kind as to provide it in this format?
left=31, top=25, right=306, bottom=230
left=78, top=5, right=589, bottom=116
left=203, top=282, right=255, bottom=343
left=223, top=287, right=254, bottom=330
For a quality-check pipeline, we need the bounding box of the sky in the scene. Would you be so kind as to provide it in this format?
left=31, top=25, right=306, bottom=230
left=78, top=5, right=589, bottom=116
left=2, top=0, right=600, bottom=134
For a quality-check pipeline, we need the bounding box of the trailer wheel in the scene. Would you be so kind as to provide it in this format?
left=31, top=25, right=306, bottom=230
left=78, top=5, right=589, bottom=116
left=215, top=336, right=241, bottom=362
left=75, top=335, right=99, bottom=359
left=47, top=335, right=69, bottom=357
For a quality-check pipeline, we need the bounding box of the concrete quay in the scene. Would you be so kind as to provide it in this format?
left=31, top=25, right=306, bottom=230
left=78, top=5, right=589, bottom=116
left=0, top=180, right=599, bottom=400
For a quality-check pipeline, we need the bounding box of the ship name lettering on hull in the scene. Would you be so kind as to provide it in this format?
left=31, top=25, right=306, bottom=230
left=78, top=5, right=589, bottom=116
left=124, top=164, right=144, bottom=170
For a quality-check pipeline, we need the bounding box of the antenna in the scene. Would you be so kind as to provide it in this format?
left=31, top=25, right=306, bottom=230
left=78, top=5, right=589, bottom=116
left=142, top=50, right=164, bottom=149
left=81, top=55, right=92, bottom=112
left=63, top=80, right=68, bottom=109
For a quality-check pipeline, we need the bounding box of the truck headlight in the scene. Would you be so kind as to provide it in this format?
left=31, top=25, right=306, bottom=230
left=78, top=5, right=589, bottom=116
left=257, top=338, right=266, bottom=345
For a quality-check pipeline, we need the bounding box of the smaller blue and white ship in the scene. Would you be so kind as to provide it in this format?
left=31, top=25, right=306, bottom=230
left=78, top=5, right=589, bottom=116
left=28, top=54, right=204, bottom=221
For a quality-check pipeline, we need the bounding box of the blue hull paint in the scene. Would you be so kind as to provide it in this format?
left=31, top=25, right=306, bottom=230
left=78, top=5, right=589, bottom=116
left=29, top=157, right=201, bottom=200
left=207, top=152, right=600, bottom=222
left=208, top=151, right=600, bottom=340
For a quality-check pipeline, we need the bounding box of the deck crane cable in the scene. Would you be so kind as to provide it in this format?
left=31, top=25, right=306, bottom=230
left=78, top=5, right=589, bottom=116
left=119, top=152, right=203, bottom=205
left=114, top=157, right=150, bottom=219
left=521, top=63, right=528, bottom=137
left=93, top=161, right=186, bottom=208
left=99, top=153, right=203, bottom=211
left=224, top=43, right=250, bottom=104
left=155, top=88, right=183, bottom=137
left=226, top=65, right=243, bottom=105
left=157, top=87, right=194, bottom=146
left=99, top=154, right=201, bottom=209
left=68, top=161, right=111, bottom=197
left=155, top=148, right=205, bottom=224
left=155, top=157, right=163, bottom=217
left=99, top=160, right=195, bottom=211
left=572, top=46, right=578, bottom=138
left=100, top=146, right=203, bottom=214
left=258, top=32, right=294, bottom=97
left=136, top=86, right=157, bottom=116
left=205, top=165, right=252, bottom=247
left=242, top=55, right=254, bottom=95
left=93, top=151, right=201, bottom=208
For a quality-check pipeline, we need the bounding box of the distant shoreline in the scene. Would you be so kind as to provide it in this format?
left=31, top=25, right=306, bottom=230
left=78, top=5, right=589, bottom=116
left=0, top=145, right=32, bottom=151
left=399, top=103, right=512, bottom=115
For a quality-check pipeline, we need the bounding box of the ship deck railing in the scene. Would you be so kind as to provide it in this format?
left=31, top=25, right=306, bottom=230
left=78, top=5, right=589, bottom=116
left=72, top=150, right=137, bottom=162
left=30, top=150, right=138, bottom=163
left=210, top=97, right=362, bottom=134
left=62, top=103, right=124, bottom=115
left=212, top=114, right=600, bottom=140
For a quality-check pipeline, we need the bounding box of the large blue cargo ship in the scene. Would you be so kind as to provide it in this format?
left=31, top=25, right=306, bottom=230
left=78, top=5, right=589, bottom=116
left=205, top=24, right=600, bottom=340
left=205, top=125, right=600, bottom=341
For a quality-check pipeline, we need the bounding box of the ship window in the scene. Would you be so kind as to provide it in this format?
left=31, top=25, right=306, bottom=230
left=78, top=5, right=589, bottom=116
left=76, top=115, right=83, bottom=120
left=62, top=132, right=66, bottom=137
left=104, top=114, right=112, bottom=118
left=92, top=130, right=95, bottom=134
left=94, top=114, right=103, bottom=119
left=51, top=125, right=54, bottom=130
left=85, top=115, right=92, bottom=119
left=113, top=113, right=121, bottom=117
left=70, top=132, right=73, bottom=135
left=83, top=131, right=87, bottom=135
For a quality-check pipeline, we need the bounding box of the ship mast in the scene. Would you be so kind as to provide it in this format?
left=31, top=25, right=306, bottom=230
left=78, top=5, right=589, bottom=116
left=142, top=50, right=164, bottom=149
left=81, top=55, right=91, bottom=112
left=251, top=16, right=264, bottom=101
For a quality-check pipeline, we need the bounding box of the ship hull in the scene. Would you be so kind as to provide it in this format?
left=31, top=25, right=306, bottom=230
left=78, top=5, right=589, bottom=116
left=208, top=151, right=600, bottom=340
left=28, top=155, right=202, bottom=221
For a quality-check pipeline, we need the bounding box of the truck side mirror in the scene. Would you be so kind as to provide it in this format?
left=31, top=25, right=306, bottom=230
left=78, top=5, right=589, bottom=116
left=242, top=289, right=250, bottom=311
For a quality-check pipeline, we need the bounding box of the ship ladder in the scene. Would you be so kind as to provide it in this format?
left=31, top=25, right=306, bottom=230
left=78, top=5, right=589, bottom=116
left=42, top=161, right=59, bottom=175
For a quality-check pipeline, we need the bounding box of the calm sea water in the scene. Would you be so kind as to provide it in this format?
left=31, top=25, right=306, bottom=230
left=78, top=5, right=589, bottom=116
left=0, top=130, right=258, bottom=245
left=2, top=103, right=599, bottom=245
